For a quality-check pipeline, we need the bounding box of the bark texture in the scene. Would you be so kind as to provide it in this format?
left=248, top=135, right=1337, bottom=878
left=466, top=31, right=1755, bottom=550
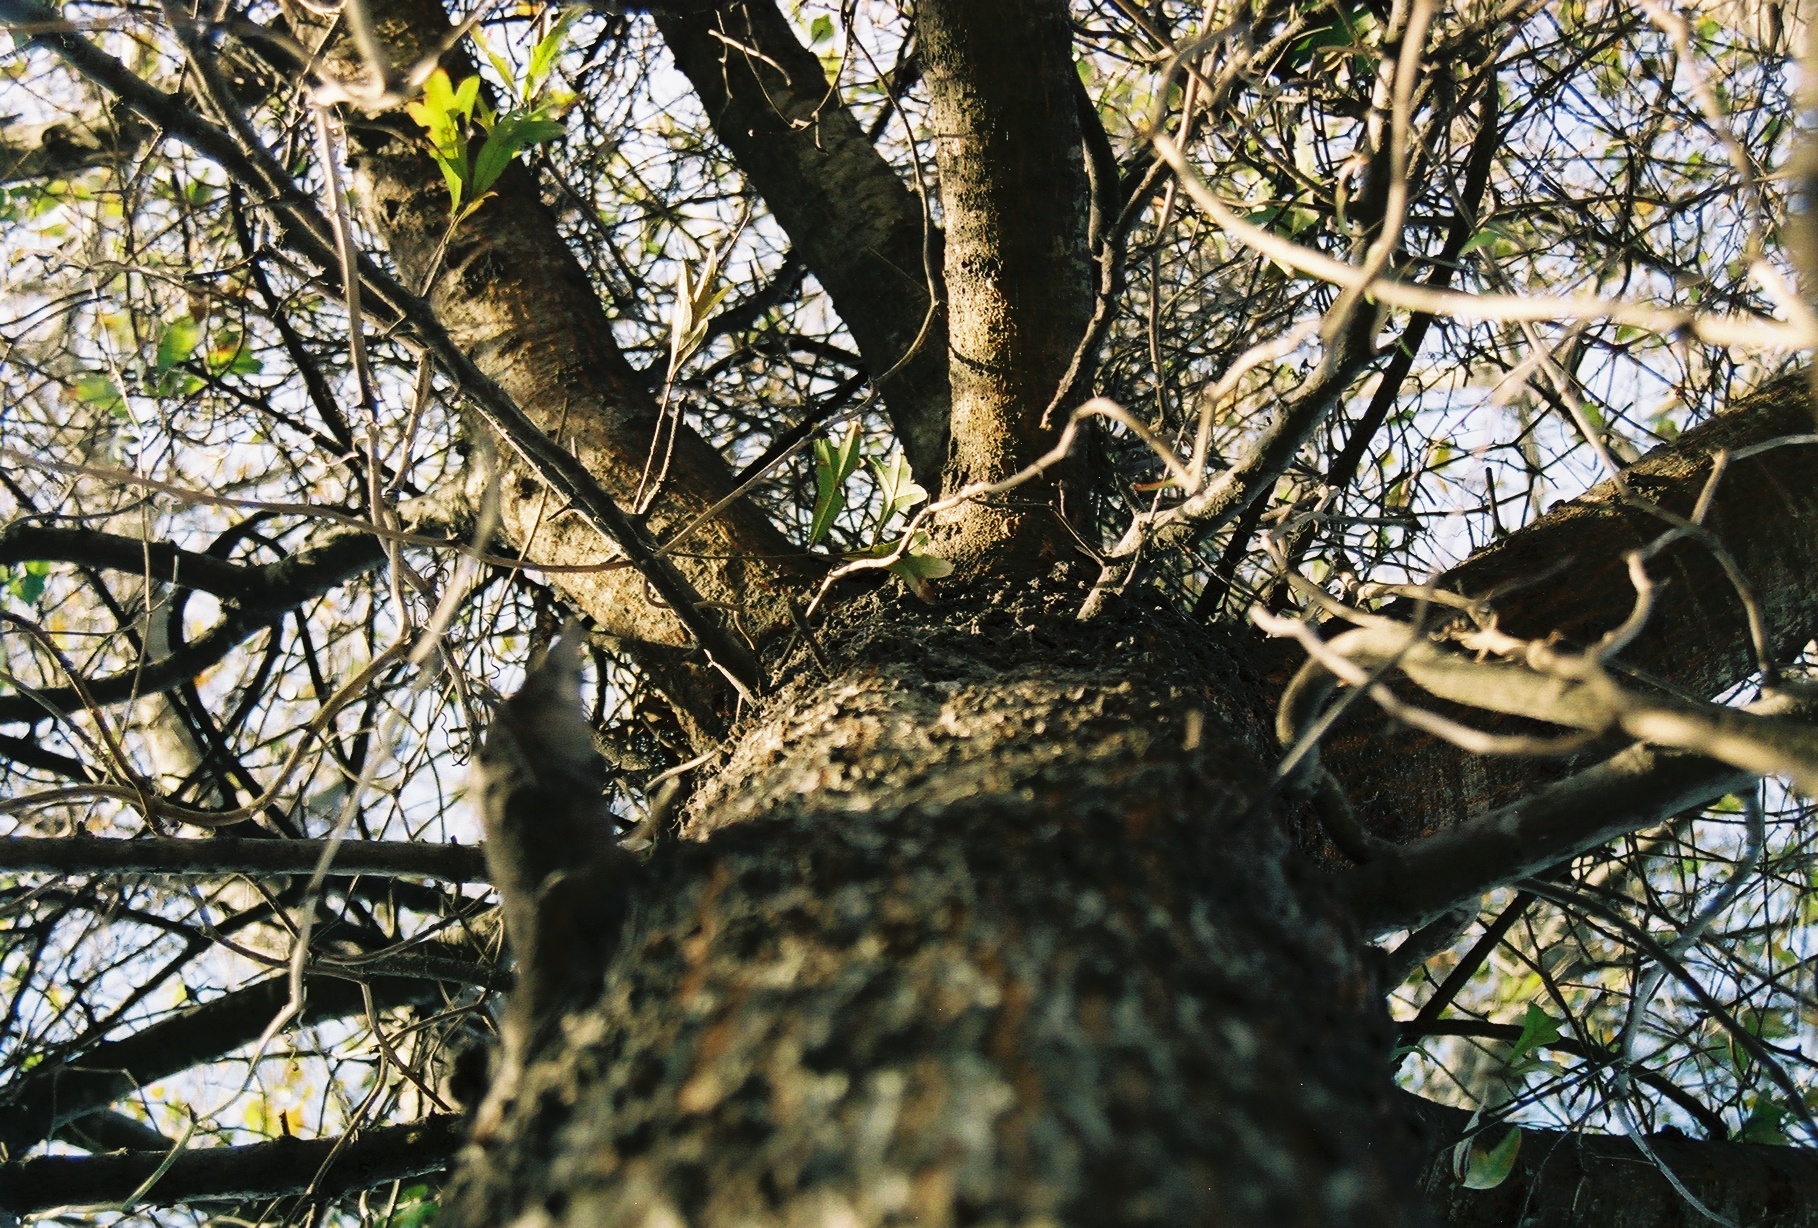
left=917, top=0, right=1095, bottom=563
left=1406, top=1093, right=1818, bottom=1228
left=655, top=0, right=949, bottom=489
left=442, top=585, right=1429, bottom=1227
left=1315, top=372, right=1818, bottom=855
left=293, top=0, right=812, bottom=688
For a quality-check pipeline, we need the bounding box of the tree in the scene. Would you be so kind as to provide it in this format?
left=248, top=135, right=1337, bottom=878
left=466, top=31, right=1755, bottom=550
left=1, top=0, right=1816, bottom=1224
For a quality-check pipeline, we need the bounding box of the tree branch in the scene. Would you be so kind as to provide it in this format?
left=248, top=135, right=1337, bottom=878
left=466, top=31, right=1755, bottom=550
left=0, top=522, right=380, bottom=603
left=0, top=529, right=385, bottom=724
left=657, top=0, right=949, bottom=489
left=0, top=107, right=151, bottom=183
left=1340, top=739, right=1751, bottom=936
left=0, top=972, right=449, bottom=1157
left=0, top=836, right=487, bottom=882
left=1402, top=1091, right=1818, bottom=1228
left=0, top=1113, right=463, bottom=1215
left=1315, top=371, right=1818, bottom=853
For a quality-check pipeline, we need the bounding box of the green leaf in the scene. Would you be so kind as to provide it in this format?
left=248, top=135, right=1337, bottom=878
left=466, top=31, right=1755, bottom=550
left=810, top=423, right=863, bottom=545
left=527, top=9, right=580, bottom=100
left=1287, top=4, right=1371, bottom=69
left=1459, top=222, right=1513, bottom=256
left=73, top=372, right=125, bottom=415
left=207, top=334, right=264, bottom=375
left=471, top=116, right=567, bottom=197
left=869, top=452, right=926, bottom=528
left=1461, top=1127, right=1522, bottom=1190
left=470, top=129, right=517, bottom=199
left=155, top=316, right=202, bottom=375
left=6, top=560, right=50, bottom=606
left=469, top=27, right=519, bottom=100
left=452, top=73, right=481, bottom=121
left=809, top=14, right=834, bottom=45
left=385, top=1184, right=438, bottom=1228
left=1506, top=1004, right=1562, bottom=1068
left=886, top=532, right=953, bottom=601
left=1739, top=1099, right=1791, bottom=1145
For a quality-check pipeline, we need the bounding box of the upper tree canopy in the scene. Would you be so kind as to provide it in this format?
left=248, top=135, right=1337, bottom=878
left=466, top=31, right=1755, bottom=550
left=2, top=0, right=1818, bottom=1222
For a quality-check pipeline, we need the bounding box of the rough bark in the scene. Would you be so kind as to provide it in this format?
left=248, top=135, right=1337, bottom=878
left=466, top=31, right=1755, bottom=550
left=655, top=0, right=949, bottom=489
left=1315, top=372, right=1818, bottom=854
left=1405, top=1092, right=1818, bottom=1228
left=442, top=585, right=1428, bottom=1227
left=292, top=0, right=814, bottom=708
left=917, top=0, right=1096, bottom=564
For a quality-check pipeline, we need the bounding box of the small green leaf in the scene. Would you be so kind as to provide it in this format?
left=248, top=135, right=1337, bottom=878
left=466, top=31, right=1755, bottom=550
left=472, top=116, right=566, bottom=197
left=886, top=532, right=953, bottom=601
left=452, top=73, right=481, bottom=121
left=386, top=1183, right=439, bottom=1228
left=527, top=9, right=580, bottom=100
left=155, top=316, right=202, bottom=375
left=1740, top=1098, right=1792, bottom=1144
left=809, top=14, right=834, bottom=45
left=6, top=560, right=51, bottom=606
left=73, top=372, right=125, bottom=415
left=810, top=423, right=862, bottom=545
left=471, top=130, right=516, bottom=199
left=207, top=333, right=264, bottom=375
left=869, top=452, right=926, bottom=528
left=1460, top=221, right=1514, bottom=256
left=1461, top=1127, right=1522, bottom=1190
left=469, top=27, right=519, bottom=100
left=1506, top=1004, right=1562, bottom=1069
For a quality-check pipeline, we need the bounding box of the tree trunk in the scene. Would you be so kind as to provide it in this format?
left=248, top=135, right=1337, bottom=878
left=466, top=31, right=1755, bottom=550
left=443, top=584, right=1430, bottom=1227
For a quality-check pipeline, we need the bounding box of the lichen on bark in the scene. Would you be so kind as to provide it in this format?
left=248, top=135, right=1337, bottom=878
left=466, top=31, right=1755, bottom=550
left=442, top=584, right=1429, bottom=1227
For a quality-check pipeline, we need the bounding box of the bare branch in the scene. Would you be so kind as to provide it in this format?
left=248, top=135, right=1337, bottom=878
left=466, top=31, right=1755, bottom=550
left=0, top=1112, right=463, bottom=1214
left=0, top=836, right=487, bottom=882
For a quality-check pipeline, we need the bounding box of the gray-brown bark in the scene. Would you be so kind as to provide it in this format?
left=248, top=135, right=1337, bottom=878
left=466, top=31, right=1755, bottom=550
left=1405, top=1092, right=1818, bottom=1228
left=917, top=0, right=1096, bottom=564
left=1315, top=372, right=1818, bottom=855
left=655, top=1, right=949, bottom=489
left=291, top=0, right=815, bottom=704
left=441, top=586, right=1428, bottom=1227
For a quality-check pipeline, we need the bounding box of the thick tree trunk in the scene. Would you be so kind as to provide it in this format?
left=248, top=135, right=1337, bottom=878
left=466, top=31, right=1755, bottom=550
left=443, top=585, right=1429, bottom=1227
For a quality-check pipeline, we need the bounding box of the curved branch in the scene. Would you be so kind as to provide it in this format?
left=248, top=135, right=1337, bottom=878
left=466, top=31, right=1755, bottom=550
left=0, top=523, right=358, bottom=599
left=0, top=529, right=384, bottom=724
